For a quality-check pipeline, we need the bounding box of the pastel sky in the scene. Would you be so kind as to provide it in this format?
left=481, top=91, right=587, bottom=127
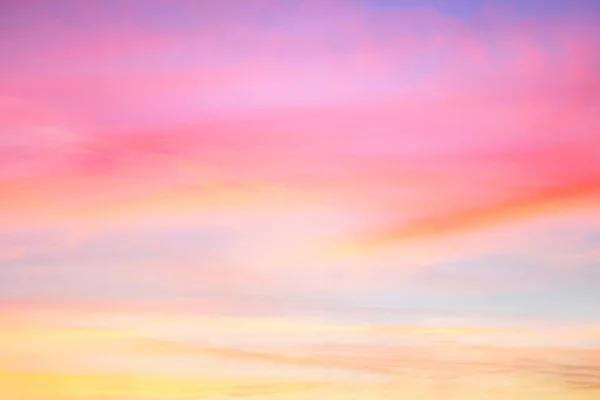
left=1, top=0, right=600, bottom=398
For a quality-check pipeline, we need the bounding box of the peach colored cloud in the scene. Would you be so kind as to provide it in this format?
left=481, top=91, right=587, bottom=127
left=2, top=309, right=600, bottom=398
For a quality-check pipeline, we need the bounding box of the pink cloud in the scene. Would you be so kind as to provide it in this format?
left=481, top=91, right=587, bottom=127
left=0, top=2, right=599, bottom=308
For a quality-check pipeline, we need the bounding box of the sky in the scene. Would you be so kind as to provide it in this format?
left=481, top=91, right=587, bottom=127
left=0, top=0, right=599, bottom=398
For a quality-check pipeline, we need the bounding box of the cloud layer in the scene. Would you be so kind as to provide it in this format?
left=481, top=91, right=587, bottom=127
left=0, top=0, right=599, bottom=398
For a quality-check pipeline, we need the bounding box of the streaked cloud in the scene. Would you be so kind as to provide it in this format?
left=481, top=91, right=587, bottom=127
left=0, top=0, right=599, bottom=398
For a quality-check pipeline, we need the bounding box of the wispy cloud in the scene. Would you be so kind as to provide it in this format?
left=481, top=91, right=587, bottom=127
left=2, top=308, right=600, bottom=398
left=1, top=1, right=600, bottom=398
